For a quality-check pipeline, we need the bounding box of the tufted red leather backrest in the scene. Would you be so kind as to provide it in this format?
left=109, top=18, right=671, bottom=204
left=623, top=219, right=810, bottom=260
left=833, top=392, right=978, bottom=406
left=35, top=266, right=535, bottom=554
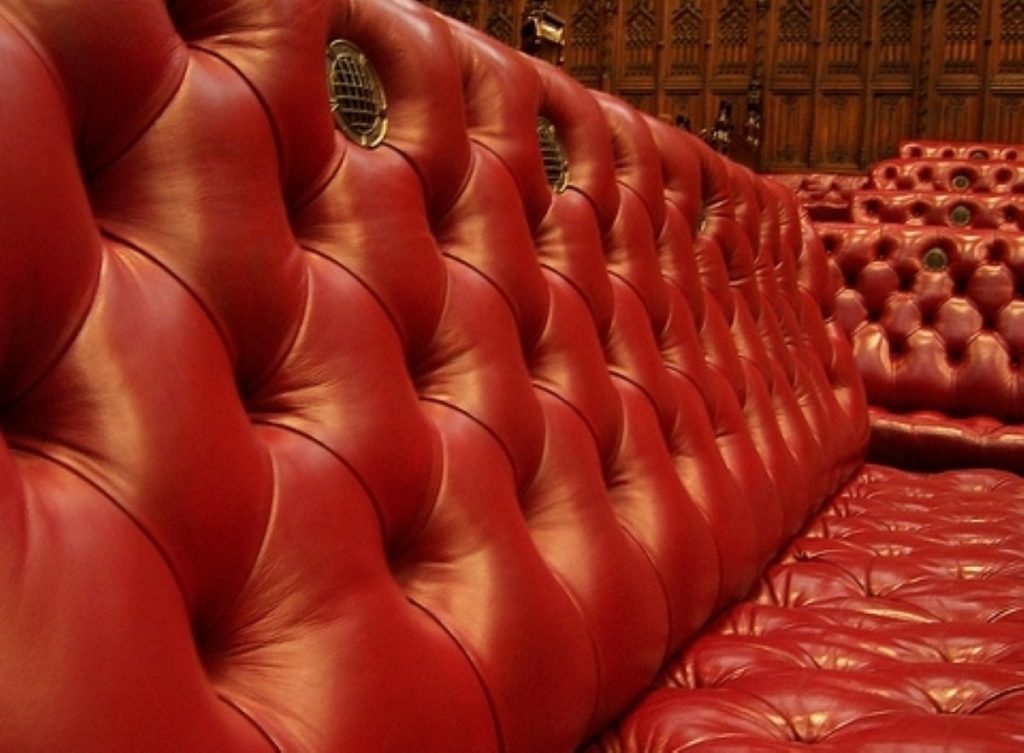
left=900, top=140, right=1023, bottom=162
left=825, top=222, right=1024, bottom=425
left=851, top=190, right=1024, bottom=232
left=0, top=1, right=866, bottom=751
left=870, top=158, right=1024, bottom=193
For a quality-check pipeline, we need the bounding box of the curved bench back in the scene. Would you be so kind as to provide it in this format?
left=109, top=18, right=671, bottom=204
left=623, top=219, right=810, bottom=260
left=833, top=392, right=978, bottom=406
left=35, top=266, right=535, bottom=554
left=0, top=1, right=867, bottom=750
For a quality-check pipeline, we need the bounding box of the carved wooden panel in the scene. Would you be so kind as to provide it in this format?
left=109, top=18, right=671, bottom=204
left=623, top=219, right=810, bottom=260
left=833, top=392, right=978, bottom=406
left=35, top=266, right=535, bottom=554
left=995, top=0, right=1024, bottom=74
left=664, top=90, right=705, bottom=129
left=936, top=93, right=983, bottom=137
left=989, top=94, right=1024, bottom=141
left=714, top=0, right=753, bottom=77
left=823, top=0, right=864, bottom=78
left=939, top=0, right=984, bottom=76
left=870, top=94, right=915, bottom=160
left=875, top=0, right=916, bottom=77
left=620, top=89, right=657, bottom=112
left=565, top=0, right=603, bottom=87
left=765, top=92, right=811, bottom=166
left=667, top=0, right=703, bottom=79
left=620, top=0, right=658, bottom=80
left=425, top=0, right=1024, bottom=172
left=773, top=0, right=812, bottom=78
left=484, top=0, right=516, bottom=45
left=816, top=94, right=864, bottom=167
left=436, top=0, right=480, bottom=25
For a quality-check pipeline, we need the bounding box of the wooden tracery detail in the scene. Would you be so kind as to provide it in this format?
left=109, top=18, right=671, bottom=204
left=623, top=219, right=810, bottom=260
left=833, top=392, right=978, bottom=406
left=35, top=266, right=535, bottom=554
left=716, top=0, right=750, bottom=75
left=775, top=0, right=811, bottom=75
left=669, top=0, right=703, bottom=76
left=942, top=0, right=983, bottom=74
left=824, top=0, right=862, bottom=75
left=877, top=0, right=915, bottom=75
left=998, top=0, right=1024, bottom=72
left=484, top=0, right=515, bottom=45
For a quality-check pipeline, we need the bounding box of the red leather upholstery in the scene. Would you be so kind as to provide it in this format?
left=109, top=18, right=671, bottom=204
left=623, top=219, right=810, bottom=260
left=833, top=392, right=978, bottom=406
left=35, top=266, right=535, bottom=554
left=900, top=140, right=1023, bottom=162
left=870, top=158, right=1024, bottom=193
left=767, top=172, right=871, bottom=221
left=820, top=221, right=1024, bottom=471
left=1, top=1, right=1021, bottom=751
left=851, top=190, right=1024, bottom=232
left=600, top=463, right=1024, bottom=752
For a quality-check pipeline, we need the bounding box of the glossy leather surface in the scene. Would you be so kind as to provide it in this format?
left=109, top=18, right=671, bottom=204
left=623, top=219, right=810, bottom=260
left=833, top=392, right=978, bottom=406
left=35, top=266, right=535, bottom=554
left=768, top=172, right=871, bottom=221
left=820, top=221, right=1024, bottom=471
left=900, top=140, right=1023, bottom=162
left=599, top=463, right=1024, bottom=752
left=0, top=1, right=1019, bottom=751
left=851, top=190, right=1024, bottom=232
left=870, top=158, right=1024, bottom=193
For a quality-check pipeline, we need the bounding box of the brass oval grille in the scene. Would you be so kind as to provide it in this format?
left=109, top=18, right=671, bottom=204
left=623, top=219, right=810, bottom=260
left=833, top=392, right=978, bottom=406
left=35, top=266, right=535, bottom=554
left=327, top=39, right=387, bottom=148
left=923, top=246, right=949, bottom=271
left=950, top=204, right=972, bottom=226
left=537, top=117, right=569, bottom=192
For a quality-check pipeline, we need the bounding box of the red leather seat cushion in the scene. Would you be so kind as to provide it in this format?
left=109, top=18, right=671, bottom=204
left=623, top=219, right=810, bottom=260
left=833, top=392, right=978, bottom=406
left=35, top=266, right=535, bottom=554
left=602, top=463, right=1024, bottom=751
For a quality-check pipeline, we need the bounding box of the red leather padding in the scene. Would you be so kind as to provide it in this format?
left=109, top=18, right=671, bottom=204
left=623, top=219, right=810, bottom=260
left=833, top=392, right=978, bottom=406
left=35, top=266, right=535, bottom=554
left=2, top=1, right=1017, bottom=751
left=900, top=139, right=1023, bottom=162
left=767, top=172, right=871, bottom=221
left=851, top=189, right=1024, bottom=232
left=597, top=463, right=1024, bottom=752
left=870, top=158, right=1024, bottom=194
left=821, top=221, right=1024, bottom=471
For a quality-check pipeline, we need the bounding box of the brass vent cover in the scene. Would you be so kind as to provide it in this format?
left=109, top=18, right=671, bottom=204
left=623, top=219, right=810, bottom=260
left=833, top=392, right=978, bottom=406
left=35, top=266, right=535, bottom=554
left=327, top=39, right=387, bottom=148
left=923, top=246, right=949, bottom=271
left=537, top=116, right=569, bottom=192
left=950, top=204, right=972, bottom=227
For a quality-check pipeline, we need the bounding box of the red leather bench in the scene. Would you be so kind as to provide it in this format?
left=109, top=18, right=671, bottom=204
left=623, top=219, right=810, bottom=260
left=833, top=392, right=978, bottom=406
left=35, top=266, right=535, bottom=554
left=2, top=1, right=1023, bottom=751
left=900, top=140, right=1022, bottom=162
left=870, top=158, right=1024, bottom=194
left=850, top=190, right=1024, bottom=232
left=767, top=172, right=871, bottom=222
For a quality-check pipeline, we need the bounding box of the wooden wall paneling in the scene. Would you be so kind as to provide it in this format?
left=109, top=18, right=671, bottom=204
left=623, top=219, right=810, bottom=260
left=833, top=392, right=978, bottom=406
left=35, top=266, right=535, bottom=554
left=929, top=0, right=986, bottom=138
left=987, top=0, right=1024, bottom=140
left=870, top=93, right=916, bottom=159
left=763, top=0, right=813, bottom=169
left=765, top=92, right=814, bottom=167
left=987, top=91, right=1024, bottom=141
left=936, top=90, right=984, bottom=138
left=565, top=0, right=606, bottom=88
left=435, top=0, right=482, bottom=25
left=665, top=0, right=704, bottom=81
left=619, top=0, right=659, bottom=83
left=425, top=0, right=1021, bottom=173
left=616, top=0, right=660, bottom=114
left=662, top=0, right=708, bottom=129
left=712, top=0, right=754, bottom=79
left=866, top=0, right=918, bottom=162
left=707, top=0, right=758, bottom=164
left=813, top=0, right=869, bottom=169
left=816, top=92, right=866, bottom=167
left=483, top=0, right=518, bottom=46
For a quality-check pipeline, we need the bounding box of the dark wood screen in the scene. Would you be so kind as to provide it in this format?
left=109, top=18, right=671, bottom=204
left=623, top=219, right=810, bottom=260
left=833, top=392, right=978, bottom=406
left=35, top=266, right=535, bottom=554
left=421, top=0, right=1024, bottom=172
